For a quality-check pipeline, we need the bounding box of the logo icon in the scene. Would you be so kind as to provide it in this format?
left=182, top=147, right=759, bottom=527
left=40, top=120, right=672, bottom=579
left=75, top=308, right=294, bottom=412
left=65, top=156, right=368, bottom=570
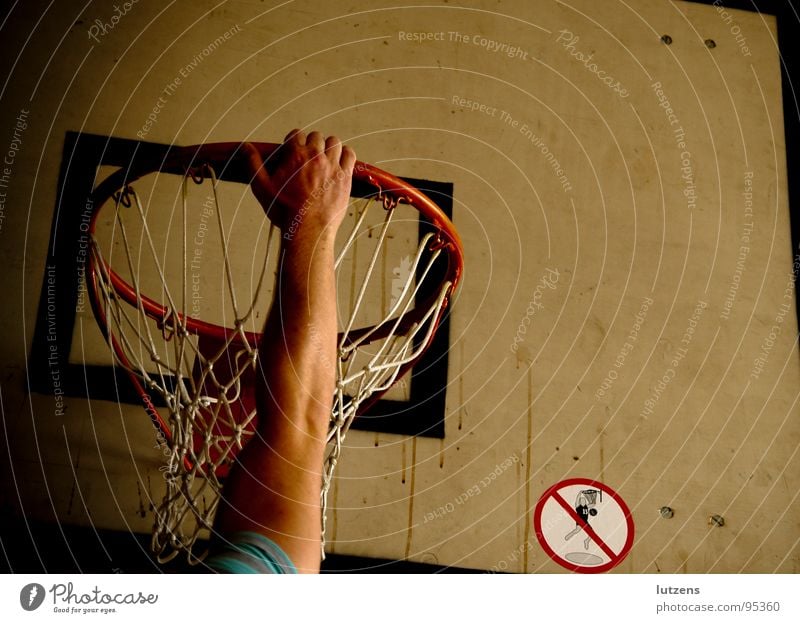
left=20, top=583, right=46, bottom=611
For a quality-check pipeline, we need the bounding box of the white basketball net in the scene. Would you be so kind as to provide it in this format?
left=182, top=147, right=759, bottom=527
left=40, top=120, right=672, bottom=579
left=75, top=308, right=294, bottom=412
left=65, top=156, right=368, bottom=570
left=89, top=165, right=452, bottom=564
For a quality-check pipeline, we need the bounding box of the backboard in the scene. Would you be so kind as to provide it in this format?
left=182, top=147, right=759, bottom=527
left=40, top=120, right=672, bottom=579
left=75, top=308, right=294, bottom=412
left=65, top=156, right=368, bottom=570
left=1, top=0, right=798, bottom=573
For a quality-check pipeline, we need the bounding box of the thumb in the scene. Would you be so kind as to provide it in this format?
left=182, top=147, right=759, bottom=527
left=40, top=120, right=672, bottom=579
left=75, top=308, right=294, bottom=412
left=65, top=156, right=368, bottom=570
left=241, top=142, right=274, bottom=211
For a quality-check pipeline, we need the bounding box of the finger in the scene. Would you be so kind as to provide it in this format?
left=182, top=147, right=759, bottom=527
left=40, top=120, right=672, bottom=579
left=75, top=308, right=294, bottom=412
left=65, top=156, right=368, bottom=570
left=306, top=130, right=325, bottom=154
left=284, top=128, right=305, bottom=145
left=324, top=135, right=342, bottom=164
left=242, top=143, right=272, bottom=206
left=340, top=145, right=356, bottom=173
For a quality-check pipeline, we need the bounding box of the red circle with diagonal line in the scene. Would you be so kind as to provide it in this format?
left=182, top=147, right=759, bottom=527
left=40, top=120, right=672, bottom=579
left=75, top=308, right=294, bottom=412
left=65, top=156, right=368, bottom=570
left=533, top=478, right=634, bottom=573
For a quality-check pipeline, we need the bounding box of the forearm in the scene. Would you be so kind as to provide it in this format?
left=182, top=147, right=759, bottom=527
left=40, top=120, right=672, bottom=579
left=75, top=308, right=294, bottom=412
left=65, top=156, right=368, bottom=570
left=213, top=231, right=337, bottom=572
left=212, top=131, right=353, bottom=574
left=259, top=231, right=338, bottom=440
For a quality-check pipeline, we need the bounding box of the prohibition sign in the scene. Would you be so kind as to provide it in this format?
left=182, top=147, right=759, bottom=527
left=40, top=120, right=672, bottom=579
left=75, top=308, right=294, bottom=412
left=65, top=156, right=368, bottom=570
left=534, top=478, right=634, bottom=573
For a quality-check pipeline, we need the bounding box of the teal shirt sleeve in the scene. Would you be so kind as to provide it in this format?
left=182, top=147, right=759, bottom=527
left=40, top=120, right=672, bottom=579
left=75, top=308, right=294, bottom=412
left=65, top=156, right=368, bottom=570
left=206, top=531, right=297, bottom=574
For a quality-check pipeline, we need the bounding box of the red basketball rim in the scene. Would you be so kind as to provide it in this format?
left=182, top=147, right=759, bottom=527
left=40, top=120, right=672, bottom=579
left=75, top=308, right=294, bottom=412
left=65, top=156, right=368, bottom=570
left=86, top=141, right=463, bottom=459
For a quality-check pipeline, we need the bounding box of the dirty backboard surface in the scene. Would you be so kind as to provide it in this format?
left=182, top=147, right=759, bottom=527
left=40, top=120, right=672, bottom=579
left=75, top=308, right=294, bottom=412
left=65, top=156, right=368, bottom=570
left=0, top=0, right=798, bottom=572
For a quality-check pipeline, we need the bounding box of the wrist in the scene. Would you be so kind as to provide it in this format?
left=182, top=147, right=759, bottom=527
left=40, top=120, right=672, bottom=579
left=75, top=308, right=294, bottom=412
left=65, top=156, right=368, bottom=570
left=281, top=219, right=338, bottom=249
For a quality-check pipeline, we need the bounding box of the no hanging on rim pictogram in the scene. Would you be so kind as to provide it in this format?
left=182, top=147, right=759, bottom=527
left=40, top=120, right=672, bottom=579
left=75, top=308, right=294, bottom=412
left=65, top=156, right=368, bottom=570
left=533, top=478, right=634, bottom=573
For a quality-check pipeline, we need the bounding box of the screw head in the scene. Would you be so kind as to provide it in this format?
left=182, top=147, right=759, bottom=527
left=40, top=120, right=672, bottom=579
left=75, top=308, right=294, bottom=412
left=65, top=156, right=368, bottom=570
left=659, top=506, right=674, bottom=519
left=705, top=39, right=716, bottom=48
left=661, top=34, right=673, bottom=45
left=709, top=514, right=725, bottom=527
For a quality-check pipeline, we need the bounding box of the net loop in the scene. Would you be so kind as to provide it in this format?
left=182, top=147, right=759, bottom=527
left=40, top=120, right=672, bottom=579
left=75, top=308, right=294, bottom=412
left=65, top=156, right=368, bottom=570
left=114, top=186, right=133, bottom=208
left=430, top=233, right=451, bottom=253
left=159, top=308, right=178, bottom=341
left=188, top=164, right=208, bottom=185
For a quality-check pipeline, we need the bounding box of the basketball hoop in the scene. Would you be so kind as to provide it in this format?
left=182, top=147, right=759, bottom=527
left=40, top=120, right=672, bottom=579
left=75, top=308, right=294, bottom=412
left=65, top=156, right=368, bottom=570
left=582, top=489, right=602, bottom=506
left=85, top=141, right=463, bottom=563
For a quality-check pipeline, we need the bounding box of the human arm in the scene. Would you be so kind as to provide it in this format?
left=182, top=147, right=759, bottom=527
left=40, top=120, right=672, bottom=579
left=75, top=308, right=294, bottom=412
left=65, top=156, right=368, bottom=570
left=211, top=130, right=355, bottom=573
